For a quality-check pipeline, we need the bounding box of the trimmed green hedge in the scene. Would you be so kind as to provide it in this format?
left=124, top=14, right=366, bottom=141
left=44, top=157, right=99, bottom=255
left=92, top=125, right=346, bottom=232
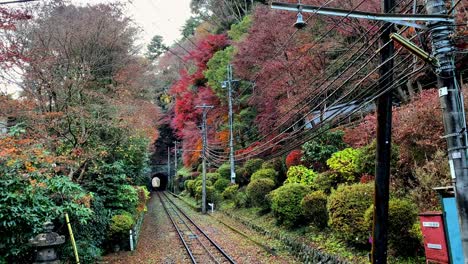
left=246, top=178, right=275, bottom=207
left=301, top=190, right=328, bottom=228
left=250, top=168, right=278, bottom=183
left=327, top=183, right=373, bottom=245
left=270, top=183, right=310, bottom=227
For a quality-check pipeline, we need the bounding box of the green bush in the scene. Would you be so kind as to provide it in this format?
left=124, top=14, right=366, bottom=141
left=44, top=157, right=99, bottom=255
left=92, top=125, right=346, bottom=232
left=250, top=168, right=278, bottom=183
left=327, top=183, right=373, bottom=245
left=0, top=171, right=92, bottom=261
left=364, top=198, right=421, bottom=256
left=357, top=140, right=399, bottom=175
left=302, top=130, right=347, bottom=171
left=207, top=172, right=221, bottom=182
left=270, top=183, right=310, bottom=227
left=246, top=178, right=276, bottom=207
left=195, top=184, right=218, bottom=204
left=177, top=167, right=192, bottom=178
left=235, top=167, right=249, bottom=186
left=313, top=171, right=339, bottom=194
left=285, top=165, right=317, bottom=186
left=244, top=158, right=264, bottom=175
left=185, top=180, right=196, bottom=196
left=234, top=188, right=249, bottom=208
left=65, top=195, right=111, bottom=262
left=110, top=184, right=139, bottom=215
left=216, top=163, right=231, bottom=179
left=214, top=178, right=230, bottom=192
left=222, top=184, right=239, bottom=200
left=326, top=148, right=361, bottom=182
left=109, top=211, right=134, bottom=236
left=261, top=157, right=287, bottom=183
left=301, top=191, right=328, bottom=228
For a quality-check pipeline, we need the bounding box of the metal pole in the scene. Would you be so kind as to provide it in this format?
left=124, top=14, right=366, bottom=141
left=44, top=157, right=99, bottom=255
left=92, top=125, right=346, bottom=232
left=426, top=0, right=468, bottom=259
left=174, top=141, right=178, bottom=193
left=196, top=104, right=213, bottom=214
left=167, top=147, right=171, bottom=191
left=228, top=64, right=236, bottom=184
left=371, top=0, right=395, bottom=263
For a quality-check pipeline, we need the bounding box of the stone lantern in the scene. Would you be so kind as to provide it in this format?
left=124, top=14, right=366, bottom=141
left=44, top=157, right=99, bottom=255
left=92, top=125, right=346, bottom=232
left=29, top=222, right=65, bottom=264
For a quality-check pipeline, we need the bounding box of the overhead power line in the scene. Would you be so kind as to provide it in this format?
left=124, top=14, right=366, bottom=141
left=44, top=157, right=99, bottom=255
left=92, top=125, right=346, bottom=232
left=0, top=0, right=37, bottom=4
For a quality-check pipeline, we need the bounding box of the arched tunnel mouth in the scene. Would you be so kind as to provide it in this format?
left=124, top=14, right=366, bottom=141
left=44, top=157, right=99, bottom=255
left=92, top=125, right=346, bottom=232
left=151, top=172, right=168, bottom=191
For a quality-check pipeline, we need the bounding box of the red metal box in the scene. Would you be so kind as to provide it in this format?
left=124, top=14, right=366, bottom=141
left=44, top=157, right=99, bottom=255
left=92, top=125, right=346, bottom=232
left=419, top=212, right=449, bottom=263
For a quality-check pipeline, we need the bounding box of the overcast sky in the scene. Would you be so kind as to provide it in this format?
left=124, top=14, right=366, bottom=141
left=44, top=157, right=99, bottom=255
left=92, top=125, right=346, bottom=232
left=72, top=0, right=193, bottom=47
left=1, top=0, right=192, bottom=95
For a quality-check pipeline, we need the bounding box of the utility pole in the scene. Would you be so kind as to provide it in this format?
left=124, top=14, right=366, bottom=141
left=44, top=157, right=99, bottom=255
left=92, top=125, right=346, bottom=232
left=372, top=0, right=395, bottom=262
left=196, top=104, right=213, bottom=214
left=426, top=0, right=468, bottom=258
left=174, top=141, right=178, bottom=194
left=223, top=64, right=237, bottom=184
left=167, top=147, right=171, bottom=192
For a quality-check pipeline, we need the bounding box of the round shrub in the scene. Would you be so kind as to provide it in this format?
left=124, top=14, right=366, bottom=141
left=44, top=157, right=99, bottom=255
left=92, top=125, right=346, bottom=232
left=207, top=172, right=220, bottom=182
left=216, top=163, right=231, bottom=179
left=285, top=165, right=317, bottom=186
left=326, top=147, right=361, bottom=182
left=214, top=178, right=230, bottom=192
left=327, top=183, right=373, bottom=245
left=109, top=211, right=134, bottom=236
left=364, top=198, right=421, bottom=256
left=250, top=168, right=278, bottom=183
left=185, top=180, right=196, bottom=196
left=235, top=167, right=249, bottom=186
left=313, top=171, right=339, bottom=194
left=222, top=184, right=239, bottom=200
left=301, top=190, right=328, bottom=228
left=270, top=183, right=310, bottom=227
left=195, top=185, right=219, bottom=205
left=234, top=190, right=249, bottom=208
left=243, top=158, right=264, bottom=175
left=246, top=178, right=276, bottom=207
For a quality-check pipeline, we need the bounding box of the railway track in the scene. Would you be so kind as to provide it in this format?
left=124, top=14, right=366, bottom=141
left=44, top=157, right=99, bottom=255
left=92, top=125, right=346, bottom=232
left=157, top=191, right=236, bottom=264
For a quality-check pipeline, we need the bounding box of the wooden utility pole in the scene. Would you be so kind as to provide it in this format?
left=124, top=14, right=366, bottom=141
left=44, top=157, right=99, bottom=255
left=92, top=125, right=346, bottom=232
left=371, top=0, right=395, bottom=262
left=195, top=104, right=213, bottom=214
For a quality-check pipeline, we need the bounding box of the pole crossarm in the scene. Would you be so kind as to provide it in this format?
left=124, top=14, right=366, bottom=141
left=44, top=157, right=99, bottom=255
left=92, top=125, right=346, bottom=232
left=271, top=2, right=454, bottom=29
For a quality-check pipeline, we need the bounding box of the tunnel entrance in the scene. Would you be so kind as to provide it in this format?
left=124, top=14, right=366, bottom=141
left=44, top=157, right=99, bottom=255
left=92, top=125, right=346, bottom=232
left=151, top=172, right=168, bottom=191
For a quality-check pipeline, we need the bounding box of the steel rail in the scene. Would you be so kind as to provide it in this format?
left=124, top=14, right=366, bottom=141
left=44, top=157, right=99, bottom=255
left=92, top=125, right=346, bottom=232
left=162, top=192, right=237, bottom=264
left=157, top=192, right=197, bottom=264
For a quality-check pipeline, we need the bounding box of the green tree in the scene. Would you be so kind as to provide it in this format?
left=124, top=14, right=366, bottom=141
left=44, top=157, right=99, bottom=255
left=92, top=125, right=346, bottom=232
left=301, top=130, right=347, bottom=171
left=181, top=16, right=202, bottom=37
left=146, top=35, right=167, bottom=60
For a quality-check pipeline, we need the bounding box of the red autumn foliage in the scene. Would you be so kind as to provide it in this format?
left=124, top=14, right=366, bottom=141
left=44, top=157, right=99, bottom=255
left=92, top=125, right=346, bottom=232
left=169, top=34, right=228, bottom=167
left=0, top=7, right=31, bottom=67
left=345, top=89, right=451, bottom=167
left=360, top=173, right=374, bottom=184
left=286, top=149, right=303, bottom=168
left=343, top=114, right=377, bottom=148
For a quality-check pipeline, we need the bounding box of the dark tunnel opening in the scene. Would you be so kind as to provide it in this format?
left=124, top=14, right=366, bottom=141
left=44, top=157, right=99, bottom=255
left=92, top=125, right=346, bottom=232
left=151, top=172, right=168, bottom=191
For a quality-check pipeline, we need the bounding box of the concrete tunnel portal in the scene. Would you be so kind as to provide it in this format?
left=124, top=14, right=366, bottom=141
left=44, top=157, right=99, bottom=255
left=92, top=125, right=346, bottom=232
left=151, top=172, right=168, bottom=191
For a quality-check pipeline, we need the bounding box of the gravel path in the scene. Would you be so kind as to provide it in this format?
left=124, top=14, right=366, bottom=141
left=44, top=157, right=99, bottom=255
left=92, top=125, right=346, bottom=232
left=101, top=193, right=189, bottom=264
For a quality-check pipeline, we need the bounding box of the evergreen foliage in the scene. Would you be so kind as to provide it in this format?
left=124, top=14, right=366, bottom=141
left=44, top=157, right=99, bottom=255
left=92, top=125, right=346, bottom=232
left=269, top=183, right=310, bottom=227
left=327, top=183, right=373, bottom=245
left=246, top=178, right=275, bottom=207
left=285, top=165, right=317, bottom=186
left=301, top=190, right=328, bottom=228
